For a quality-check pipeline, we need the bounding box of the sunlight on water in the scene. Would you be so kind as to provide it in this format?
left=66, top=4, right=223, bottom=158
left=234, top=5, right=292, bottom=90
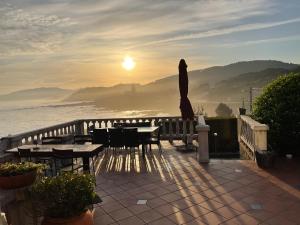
left=0, top=100, right=155, bottom=137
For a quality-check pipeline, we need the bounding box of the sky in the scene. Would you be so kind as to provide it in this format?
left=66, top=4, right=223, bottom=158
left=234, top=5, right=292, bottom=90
left=0, top=0, right=300, bottom=94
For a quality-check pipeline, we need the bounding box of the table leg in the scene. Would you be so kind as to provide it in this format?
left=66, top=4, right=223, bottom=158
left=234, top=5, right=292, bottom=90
left=142, top=144, right=146, bottom=158
left=82, top=157, right=90, bottom=173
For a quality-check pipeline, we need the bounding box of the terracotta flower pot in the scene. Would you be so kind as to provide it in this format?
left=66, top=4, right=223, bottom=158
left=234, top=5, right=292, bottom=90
left=239, top=107, right=246, bottom=115
left=42, top=210, right=93, bottom=225
left=0, top=170, right=37, bottom=190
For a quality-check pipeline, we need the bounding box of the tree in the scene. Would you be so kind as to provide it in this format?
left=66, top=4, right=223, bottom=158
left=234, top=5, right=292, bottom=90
left=215, top=103, right=233, bottom=117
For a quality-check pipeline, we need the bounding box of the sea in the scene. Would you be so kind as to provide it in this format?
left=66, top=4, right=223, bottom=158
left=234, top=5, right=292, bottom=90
left=0, top=100, right=167, bottom=138
left=0, top=100, right=245, bottom=138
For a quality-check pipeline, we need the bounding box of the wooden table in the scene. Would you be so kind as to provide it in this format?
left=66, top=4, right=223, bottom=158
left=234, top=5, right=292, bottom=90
left=6, top=144, right=103, bottom=172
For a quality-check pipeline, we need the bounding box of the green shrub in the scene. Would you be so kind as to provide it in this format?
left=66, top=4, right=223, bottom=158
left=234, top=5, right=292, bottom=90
left=252, top=72, right=300, bottom=155
left=0, top=162, right=46, bottom=176
left=30, top=173, right=101, bottom=218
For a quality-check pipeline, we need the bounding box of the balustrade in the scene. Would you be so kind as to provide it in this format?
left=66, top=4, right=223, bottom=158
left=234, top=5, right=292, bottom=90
left=238, top=115, right=269, bottom=159
left=0, top=116, right=211, bottom=164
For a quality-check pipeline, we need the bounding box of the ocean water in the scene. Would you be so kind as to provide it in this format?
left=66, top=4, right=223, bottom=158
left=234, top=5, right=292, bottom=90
left=0, top=100, right=165, bottom=138
left=0, top=100, right=247, bottom=138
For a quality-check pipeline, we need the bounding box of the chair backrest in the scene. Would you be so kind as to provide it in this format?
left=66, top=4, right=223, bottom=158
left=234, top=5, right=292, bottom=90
left=18, top=148, right=31, bottom=159
left=92, top=128, right=109, bottom=146
left=157, top=126, right=161, bottom=140
left=74, top=134, right=92, bottom=144
left=52, top=148, right=74, bottom=159
left=108, top=128, right=124, bottom=148
left=137, top=122, right=151, bottom=127
left=42, top=136, right=63, bottom=144
left=123, top=128, right=139, bottom=148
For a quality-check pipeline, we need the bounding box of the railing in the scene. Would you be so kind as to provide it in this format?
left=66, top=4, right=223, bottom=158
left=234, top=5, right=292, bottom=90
left=238, top=115, right=269, bottom=159
left=0, top=120, right=80, bottom=161
left=0, top=116, right=199, bottom=153
left=78, top=116, right=197, bottom=141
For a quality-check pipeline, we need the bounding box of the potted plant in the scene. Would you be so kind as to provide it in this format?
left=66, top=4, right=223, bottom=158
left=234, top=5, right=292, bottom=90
left=0, top=162, right=45, bottom=190
left=255, top=149, right=276, bottom=168
left=239, top=98, right=246, bottom=115
left=30, top=173, right=101, bottom=225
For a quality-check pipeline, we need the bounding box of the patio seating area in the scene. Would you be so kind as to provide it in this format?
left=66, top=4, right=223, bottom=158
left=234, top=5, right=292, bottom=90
left=92, top=141, right=300, bottom=225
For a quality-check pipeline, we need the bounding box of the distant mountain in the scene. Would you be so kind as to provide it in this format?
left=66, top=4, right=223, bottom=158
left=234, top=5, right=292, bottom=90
left=0, top=87, right=73, bottom=101
left=65, top=83, right=141, bottom=102
left=204, top=67, right=300, bottom=102
left=64, top=60, right=299, bottom=114
left=144, top=60, right=298, bottom=93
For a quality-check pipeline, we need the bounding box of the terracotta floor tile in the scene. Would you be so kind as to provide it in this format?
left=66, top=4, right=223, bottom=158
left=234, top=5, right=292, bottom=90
left=214, top=206, right=241, bottom=219
left=167, top=211, right=195, bottom=225
left=186, top=193, right=208, bottom=204
left=183, top=205, right=211, bottom=218
left=137, top=209, right=163, bottom=223
left=101, top=202, right=125, bottom=213
left=197, top=212, right=227, bottom=225
left=198, top=189, right=221, bottom=199
left=94, top=213, right=116, bottom=225
left=154, top=203, right=180, bottom=216
left=148, top=217, right=177, bottom=225
left=245, top=209, right=273, bottom=221
left=171, top=198, right=195, bottom=210
left=161, top=192, right=183, bottom=203
left=198, top=199, right=225, bottom=211
left=117, top=215, right=145, bottom=225
left=147, top=198, right=168, bottom=208
left=226, top=213, right=261, bottom=225
left=118, top=198, right=138, bottom=207
left=150, top=187, right=172, bottom=196
left=229, top=201, right=252, bottom=213
left=109, top=208, right=133, bottom=221
left=183, top=219, right=208, bottom=225
left=93, top=144, right=300, bottom=225
left=127, top=204, right=151, bottom=215
left=93, top=207, right=107, bottom=218
left=274, top=210, right=300, bottom=223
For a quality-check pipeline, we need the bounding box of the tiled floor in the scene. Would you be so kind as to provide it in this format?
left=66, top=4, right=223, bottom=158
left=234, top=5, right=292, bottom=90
left=93, top=141, right=300, bottom=225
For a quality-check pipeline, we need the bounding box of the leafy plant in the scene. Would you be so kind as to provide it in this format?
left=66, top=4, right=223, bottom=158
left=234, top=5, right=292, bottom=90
left=30, top=173, right=101, bottom=218
left=252, top=72, right=300, bottom=155
left=0, top=162, right=46, bottom=176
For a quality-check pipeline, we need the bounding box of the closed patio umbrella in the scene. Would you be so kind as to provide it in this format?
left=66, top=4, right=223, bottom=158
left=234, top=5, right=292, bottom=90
left=179, top=59, right=194, bottom=120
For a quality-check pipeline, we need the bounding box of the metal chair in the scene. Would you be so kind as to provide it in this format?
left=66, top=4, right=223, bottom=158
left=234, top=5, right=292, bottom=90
left=123, top=128, right=140, bottom=153
left=144, top=126, right=162, bottom=153
left=74, top=134, right=92, bottom=144
left=108, top=128, right=124, bottom=153
left=18, top=148, right=32, bottom=162
left=52, top=148, right=83, bottom=175
left=92, top=129, right=109, bottom=147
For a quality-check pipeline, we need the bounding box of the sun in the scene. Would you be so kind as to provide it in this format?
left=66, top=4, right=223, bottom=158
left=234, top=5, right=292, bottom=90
left=122, top=56, right=135, bottom=71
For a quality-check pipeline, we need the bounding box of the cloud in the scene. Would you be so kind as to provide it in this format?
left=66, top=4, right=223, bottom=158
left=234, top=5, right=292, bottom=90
left=211, top=35, right=300, bottom=48
left=128, top=17, right=300, bottom=49
left=0, top=3, right=76, bottom=56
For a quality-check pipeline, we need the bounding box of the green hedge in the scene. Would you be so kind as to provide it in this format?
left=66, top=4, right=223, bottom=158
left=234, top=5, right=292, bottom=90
left=252, top=72, right=300, bottom=155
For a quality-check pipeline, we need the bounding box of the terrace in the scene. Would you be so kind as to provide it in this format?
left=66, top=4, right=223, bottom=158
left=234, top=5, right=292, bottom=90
left=0, top=115, right=299, bottom=225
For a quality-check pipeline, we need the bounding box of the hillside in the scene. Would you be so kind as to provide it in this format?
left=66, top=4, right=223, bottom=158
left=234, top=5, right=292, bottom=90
left=65, top=83, right=141, bottom=102
left=66, top=60, right=299, bottom=106
left=0, top=87, right=73, bottom=101
left=143, top=60, right=298, bottom=93
left=204, top=67, right=296, bottom=102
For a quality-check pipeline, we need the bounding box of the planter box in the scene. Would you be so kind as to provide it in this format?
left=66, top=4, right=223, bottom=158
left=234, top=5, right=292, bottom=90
left=0, top=170, right=37, bottom=190
left=255, top=150, right=276, bottom=168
